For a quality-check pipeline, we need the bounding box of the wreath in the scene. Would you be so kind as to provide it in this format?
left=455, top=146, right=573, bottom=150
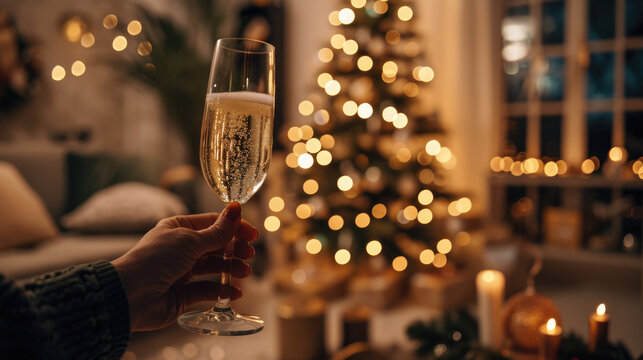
left=0, top=11, right=40, bottom=112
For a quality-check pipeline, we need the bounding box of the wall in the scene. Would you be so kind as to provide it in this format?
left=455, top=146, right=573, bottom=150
left=1, top=0, right=497, bottom=210
left=284, top=0, right=498, bottom=212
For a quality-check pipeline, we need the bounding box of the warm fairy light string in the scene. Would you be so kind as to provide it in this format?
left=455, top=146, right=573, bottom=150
left=52, top=14, right=152, bottom=82
left=266, top=0, right=473, bottom=272
left=490, top=146, right=643, bottom=178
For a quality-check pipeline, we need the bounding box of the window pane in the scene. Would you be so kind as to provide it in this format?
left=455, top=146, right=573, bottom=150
left=587, top=52, right=614, bottom=99
left=538, top=57, right=565, bottom=101
left=506, top=61, right=529, bottom=102
left=506, top=116, right=527, bottom=155
left=625, top=111, right=643, bottom=159
left=537, top=186, right=563, bottom=242
left=542, top=1, right=565, bottom=44
left=541, top=115, right=562, bottom=158
left=507, top=5, right=529, bottom=16
left=587, top=113, right=613, bottom=162
left=625, top=49, right=643, bottom=98
left=621, top=190, right=642, bottom=254
left=583, top=188, right=613, bottom=250
left=588, top=0, right=615, bottom=40
left=626, top=0, right=643, bottom=37
left=505, top=186, right=530, bottom=236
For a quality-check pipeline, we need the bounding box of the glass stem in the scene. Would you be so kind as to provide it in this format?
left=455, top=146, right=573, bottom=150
left=213, top=240, right=234, bottom=312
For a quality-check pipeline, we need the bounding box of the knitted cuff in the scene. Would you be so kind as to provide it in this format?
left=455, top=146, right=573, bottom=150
left=93, top=261, right=131, bottom=359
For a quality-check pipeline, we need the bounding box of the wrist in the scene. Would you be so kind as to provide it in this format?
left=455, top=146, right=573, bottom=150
left=111, top=257, right=139, bottom=331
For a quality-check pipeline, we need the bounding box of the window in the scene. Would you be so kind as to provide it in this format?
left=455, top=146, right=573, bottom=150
left=499, top=0, right=643, bottom=163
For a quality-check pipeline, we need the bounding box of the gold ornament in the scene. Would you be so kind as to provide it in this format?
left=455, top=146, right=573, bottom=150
left=502, top=288, right=560, bottom=351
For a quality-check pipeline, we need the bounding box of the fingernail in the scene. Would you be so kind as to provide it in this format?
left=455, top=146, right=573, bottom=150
left=224, top=202, right=241, bottom=222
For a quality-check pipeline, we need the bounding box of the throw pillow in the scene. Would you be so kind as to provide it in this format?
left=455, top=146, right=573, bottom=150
left=61, top=182, right=188, bottom=233
left=0, top=162, right=58, bottom=250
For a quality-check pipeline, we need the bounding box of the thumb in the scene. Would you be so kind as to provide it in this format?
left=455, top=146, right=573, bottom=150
left=197, top=202, right=242, bottom=253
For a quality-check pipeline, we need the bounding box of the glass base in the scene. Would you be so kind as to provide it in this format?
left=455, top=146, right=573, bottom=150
left=177, top=307, right=264, bottom=336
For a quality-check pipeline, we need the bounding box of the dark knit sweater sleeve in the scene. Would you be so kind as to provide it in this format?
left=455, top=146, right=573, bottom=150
left=0, top=261, right=130, bottom=359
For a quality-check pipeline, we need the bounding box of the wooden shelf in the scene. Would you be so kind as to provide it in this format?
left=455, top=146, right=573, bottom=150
left=489, top=174, right=643, bottom=189
left=539, top=245, right=641, bottom=272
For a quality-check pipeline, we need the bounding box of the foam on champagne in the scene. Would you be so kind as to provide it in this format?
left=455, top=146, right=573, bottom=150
left=201, top=91, right=274, bottom=204
left=206, top=91, right=274, bottom=106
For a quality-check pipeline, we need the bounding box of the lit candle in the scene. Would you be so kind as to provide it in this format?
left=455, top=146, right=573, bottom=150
left=589, top=303, right=610, bottom=351
left=476, top=270, right=505, bottom=350
left=539, top=318, right=562, bottom=360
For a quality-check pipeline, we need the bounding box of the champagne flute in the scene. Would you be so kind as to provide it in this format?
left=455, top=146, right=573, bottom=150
left=177, top=38, right=275, bottom=336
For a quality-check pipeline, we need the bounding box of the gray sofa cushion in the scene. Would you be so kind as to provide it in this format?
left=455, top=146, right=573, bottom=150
left=0, top=234, right=139, bottom=280
left=0, top=144, right=66, bottom=220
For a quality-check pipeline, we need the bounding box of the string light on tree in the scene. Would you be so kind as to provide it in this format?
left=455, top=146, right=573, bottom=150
left=282, top=0, right=467, bottom=274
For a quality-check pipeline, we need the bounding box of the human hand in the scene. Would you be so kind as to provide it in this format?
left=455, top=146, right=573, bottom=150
left=112, top=202, right=257, bottom=332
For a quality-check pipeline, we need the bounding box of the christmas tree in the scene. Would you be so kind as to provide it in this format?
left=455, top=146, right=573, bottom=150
left=280, top=0, right=472, bottom=272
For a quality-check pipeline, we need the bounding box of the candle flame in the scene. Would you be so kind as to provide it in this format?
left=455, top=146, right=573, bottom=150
left=546, top=318, right=556, bottom=331
left=596, top=303, right=606, bottom=316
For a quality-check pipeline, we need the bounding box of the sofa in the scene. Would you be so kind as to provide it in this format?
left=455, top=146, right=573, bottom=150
left=0, top=144, right=180, bottom=279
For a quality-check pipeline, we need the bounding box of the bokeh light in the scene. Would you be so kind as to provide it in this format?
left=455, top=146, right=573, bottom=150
left=436, top=239, right=452, bottom=254
left=425, top=140, right=441, bottom=155
left=287, top=127, right=303, bottom=142
left=366, top=240, right=382, bottom=256
left=318, top=48, right=334, bottom=63
left=398, top=6, right=414, bottom=21
left=303, top=179, right=319, bottom=194
left=306, top=238, right=322, bottom=254
left=392, top=113, right=408, bottom=129
left=80, top=33, right=95, bottom=48
left=137, top=41, right=152, bottom=56
left=301, top=125, right=314, bottom=140
left=343, top=39, right=358, bottom=55
left=329, top=11, right=341, bottom=26
left=373, top=1, right=388, bottom=14
left=71, top=60, right=86, bottom=76
left=299, top=100, right=314, bottom=116
left=328, top=215, right=344, bottom=230
left=338, top=8, right=356, bottom=24
left=103, top=14, right=118, bottom=29
left=343, top=101, right=358, bottom=116
left=264, top=216, right=280, bottom=232
left=355, top=213, right=371, bottom=228
left=127, top=20, right=142, bottom=35
left=372, top=203, right=387, bottom=218
left=337, top=175, right=354, bottom=191
left=418, top=189, right=434, bottom=205
left=325, top=80, right=341, bottom=96
left=335, top=249, right=351, bottom=264
left=357, top=103, right=373, bottom=118
left=581, top=159, right=596, bottom=174
left=296, top=204, right=313, bottom=219
left=330, top=34, right=346, bottom=49
left=382, top=106, right=397, bottom=122
left=112, top=35, right=128, bottom=51
left=298, top=153, right=314, bottom=169
left=269, top=196, right=285, bottom=212
left=433, top=253, right=447, bottom=268
left=417, top=208, right=433, bottom=224
left=419, top=249, right=434, bottom=264
left=357, top=56, right=373, bottom=71
left=51, top=65, right=66, bottom=81
left=392, top=256, right=408, bottom=271
left=306, top=138, right=322, bottom=153
left=317, top=150, right=333, bottom=165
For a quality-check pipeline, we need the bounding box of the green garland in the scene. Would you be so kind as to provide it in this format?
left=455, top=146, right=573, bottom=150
left=407, top=309, right=642, bottom=360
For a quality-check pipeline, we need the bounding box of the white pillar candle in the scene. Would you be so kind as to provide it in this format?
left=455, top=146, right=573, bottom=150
left=476, top=270, right=505, bottom=350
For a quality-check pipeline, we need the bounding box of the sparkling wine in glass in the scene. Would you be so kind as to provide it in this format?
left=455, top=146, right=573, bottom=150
left=177, top=38, right=275, bottom=336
